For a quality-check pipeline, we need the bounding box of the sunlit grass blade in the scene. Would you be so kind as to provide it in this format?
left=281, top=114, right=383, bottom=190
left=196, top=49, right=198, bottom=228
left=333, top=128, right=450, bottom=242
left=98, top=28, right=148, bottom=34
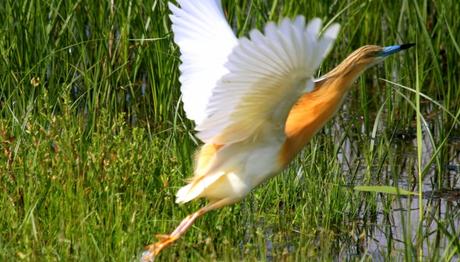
left=354, top=185, right=417, bottom=196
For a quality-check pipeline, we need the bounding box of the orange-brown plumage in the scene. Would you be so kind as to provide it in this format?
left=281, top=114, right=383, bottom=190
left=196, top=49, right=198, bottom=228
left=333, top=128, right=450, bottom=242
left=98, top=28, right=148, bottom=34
left=280, top=81, right=346, bottom=166
left=280, top=45, right=385, bottom=166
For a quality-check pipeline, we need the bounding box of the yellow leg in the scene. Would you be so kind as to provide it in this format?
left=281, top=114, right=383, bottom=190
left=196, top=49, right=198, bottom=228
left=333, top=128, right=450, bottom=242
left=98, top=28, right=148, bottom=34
left=141, top=198, right=236, bottom=262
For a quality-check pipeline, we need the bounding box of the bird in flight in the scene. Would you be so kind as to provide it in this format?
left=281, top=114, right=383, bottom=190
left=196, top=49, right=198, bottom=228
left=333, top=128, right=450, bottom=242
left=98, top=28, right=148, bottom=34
left=142, top=0, right=413, bottom=260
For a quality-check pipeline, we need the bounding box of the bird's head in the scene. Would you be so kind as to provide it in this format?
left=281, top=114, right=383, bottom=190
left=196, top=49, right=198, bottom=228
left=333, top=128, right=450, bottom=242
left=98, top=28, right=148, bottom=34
left=358, top=44, right=415, bottom=66
left=347, top=43, right=415, bottom=69
left=321, top=43, right=415, bottom=84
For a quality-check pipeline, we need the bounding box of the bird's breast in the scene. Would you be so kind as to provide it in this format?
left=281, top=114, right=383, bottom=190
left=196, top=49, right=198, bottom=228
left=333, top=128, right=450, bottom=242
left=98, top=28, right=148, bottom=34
left=278, top=83, right=349, bottom=166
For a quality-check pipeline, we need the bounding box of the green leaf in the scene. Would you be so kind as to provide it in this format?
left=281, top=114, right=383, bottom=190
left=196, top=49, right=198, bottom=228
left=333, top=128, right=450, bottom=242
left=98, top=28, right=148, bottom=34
left=354, top=186, right=417, bottom=196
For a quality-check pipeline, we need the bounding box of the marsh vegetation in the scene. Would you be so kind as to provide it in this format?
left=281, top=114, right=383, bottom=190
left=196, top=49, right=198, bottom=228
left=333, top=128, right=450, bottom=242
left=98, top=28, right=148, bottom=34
left=1, top=0, right=460, bottom=260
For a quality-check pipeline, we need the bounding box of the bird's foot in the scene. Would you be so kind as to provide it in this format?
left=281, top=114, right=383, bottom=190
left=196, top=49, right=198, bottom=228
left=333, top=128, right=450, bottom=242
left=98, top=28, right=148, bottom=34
left=141, top=234, right=179, bottom=262
left=140, top=199, right=233, bottom=261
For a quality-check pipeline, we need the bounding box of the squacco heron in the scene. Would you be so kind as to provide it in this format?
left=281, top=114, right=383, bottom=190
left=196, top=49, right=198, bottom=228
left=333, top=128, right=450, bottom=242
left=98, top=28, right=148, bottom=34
left=142, top=0, right=414, bottom=259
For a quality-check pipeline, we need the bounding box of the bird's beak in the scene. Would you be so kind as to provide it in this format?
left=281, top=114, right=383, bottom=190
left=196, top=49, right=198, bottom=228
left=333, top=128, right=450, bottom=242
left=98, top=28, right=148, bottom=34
left=379, top=43, right=415, bottom=57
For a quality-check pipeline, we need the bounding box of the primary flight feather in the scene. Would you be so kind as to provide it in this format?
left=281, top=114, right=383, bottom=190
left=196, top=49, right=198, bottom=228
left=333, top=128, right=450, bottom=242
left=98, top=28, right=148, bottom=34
left=168, top=0, right=238, bottom=126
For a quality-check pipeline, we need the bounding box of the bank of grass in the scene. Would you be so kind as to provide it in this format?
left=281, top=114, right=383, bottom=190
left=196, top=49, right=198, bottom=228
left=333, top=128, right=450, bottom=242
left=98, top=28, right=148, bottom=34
left=1, top=0, right=460, bottom=260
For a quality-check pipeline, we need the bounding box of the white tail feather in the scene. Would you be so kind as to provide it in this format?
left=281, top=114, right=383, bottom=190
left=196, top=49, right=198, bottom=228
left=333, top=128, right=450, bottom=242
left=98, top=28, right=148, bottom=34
left=175, top=172, right=225, bottom=203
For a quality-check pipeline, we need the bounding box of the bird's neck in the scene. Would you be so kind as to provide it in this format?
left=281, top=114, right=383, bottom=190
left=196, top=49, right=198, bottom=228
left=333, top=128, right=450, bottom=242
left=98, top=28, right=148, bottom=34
left=278, top=65, right=365, bottom=167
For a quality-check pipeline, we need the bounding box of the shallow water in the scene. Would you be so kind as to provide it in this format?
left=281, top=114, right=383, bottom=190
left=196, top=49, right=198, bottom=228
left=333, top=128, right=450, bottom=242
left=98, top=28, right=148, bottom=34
left=335, top=110, right=460, bottom=260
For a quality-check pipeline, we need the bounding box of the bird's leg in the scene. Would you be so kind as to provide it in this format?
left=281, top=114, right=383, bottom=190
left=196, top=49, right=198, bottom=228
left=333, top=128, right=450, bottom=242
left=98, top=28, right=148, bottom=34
left=142, top=197, right=235, bottom=261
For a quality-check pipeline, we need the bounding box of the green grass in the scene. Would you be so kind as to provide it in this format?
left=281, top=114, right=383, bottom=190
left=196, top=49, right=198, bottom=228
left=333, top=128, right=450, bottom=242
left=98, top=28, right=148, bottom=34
left=1, top=0, right=460, bottom=260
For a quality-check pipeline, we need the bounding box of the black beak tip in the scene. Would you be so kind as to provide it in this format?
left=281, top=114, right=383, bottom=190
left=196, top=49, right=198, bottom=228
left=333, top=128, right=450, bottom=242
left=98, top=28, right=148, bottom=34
left=400, top=43, right=415, bottom=50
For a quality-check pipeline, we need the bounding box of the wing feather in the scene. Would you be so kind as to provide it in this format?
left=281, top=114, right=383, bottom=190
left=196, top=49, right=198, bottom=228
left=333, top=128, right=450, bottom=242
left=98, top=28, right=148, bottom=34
left=169, top=0, right=238, bottom=125
left=196, top=17, right=340, bottom=144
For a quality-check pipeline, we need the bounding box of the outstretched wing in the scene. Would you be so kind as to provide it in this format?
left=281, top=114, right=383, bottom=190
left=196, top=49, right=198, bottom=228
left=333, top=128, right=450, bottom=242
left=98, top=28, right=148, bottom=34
left=196, top=17, right=340, bottom=144
left=169, top=0, right=238, bottom=126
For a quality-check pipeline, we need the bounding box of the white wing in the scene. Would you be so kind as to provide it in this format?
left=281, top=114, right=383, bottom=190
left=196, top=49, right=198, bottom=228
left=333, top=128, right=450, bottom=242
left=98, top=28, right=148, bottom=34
left=169, top=0, right=238, bottom=125
left=196, top=17, right=340, bottom=144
